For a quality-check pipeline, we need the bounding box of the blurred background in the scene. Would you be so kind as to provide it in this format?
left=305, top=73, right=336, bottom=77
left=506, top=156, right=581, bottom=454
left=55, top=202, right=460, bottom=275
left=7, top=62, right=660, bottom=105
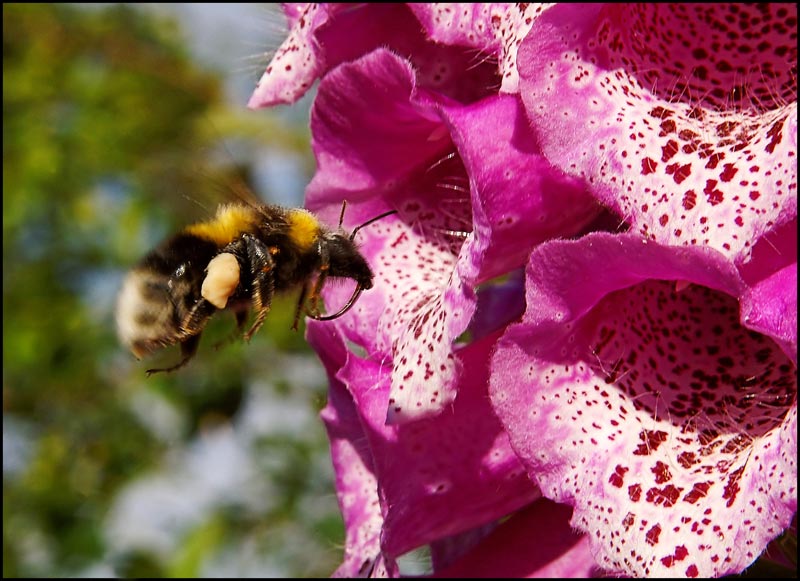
left=4, top=3, right=346, bottom=577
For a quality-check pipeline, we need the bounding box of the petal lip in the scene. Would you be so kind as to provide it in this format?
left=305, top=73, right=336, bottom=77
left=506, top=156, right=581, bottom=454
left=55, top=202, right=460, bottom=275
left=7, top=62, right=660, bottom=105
left=738, top=217, right=798, bottom=288
left=247, top=3, right=330, bottom=108
left=305, top=48, right=449, bottom=218
left=491, top=232, right=797, bottom=577
left=741, top=262, right=798, bottom=364
left=436, top=93, right=601, bottom=285
left=515, top=232, right=746, bottom=332
left=408, top=3, right=501, bottom=53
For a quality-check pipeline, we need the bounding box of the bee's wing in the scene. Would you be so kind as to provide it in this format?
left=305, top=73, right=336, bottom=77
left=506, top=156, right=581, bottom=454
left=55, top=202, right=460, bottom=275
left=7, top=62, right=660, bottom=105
left=223, top=167, right=265, bottom=209
left=177, top=156, right=271, bottom=226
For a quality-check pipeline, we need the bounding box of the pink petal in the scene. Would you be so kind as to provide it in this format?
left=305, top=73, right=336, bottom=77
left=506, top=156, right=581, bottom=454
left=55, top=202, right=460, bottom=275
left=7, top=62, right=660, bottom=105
left=306, top=50, right=451, bottom=214
left=517, top=3, right=798, bottom=264
left=437, top=93, right=600, bottom=283
left=311, top=321, right=398, bottom=578
left=738, top=217, right=797, bottom=287
left=345, top=330, right=538, bottom=557
left=490, top=232, right=797, bottom=577
left=303, top=50, right=472, bottom=423
left=431, top=499, right=597, bottom=578
left=247, top=3, right=330, bottom=107
left=742, top=262, right=798, bottom=364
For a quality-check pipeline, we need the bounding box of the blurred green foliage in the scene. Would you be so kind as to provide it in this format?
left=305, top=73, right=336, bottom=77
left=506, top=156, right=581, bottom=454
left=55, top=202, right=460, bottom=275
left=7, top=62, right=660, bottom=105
left=3, top=3, right=342, bottom=577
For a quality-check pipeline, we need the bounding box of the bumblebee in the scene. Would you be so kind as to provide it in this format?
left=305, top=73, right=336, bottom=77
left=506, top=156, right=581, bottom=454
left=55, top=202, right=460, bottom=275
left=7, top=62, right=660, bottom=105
left=116, top=201, right=393, bottom=374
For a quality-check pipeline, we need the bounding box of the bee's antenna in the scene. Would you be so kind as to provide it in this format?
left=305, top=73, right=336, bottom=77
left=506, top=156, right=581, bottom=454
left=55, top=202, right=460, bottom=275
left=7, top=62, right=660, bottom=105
left=349, top=209, right=398, bottom=241
left=335, top=200, right=397, bottom=239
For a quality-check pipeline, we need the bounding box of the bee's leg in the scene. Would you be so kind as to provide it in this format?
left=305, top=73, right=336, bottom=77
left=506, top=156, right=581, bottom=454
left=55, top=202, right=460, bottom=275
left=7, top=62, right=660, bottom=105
left=234, top=309, right=249, bottom=336
left=146, top=297, right=216, bottom=372
left=213, top=309, right=249, bottom=351
left=146, top=333, right=202, bottom=375
left=292, top=281, right=309, bottom=331
left=307, top=240, right=330, bottom=318
left=177, top=297, right=217, bottom=339
left=240, top=234, right=275, bottom=342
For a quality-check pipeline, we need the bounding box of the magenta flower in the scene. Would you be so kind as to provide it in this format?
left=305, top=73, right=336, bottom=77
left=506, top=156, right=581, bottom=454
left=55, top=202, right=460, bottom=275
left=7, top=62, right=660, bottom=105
left=249, top=3, right=499, bottom=108
left=494, top=7, right=796, bottom=575
left=296, top=45, right=597, bottom=574
left=249, top=3, right=796, bottom=577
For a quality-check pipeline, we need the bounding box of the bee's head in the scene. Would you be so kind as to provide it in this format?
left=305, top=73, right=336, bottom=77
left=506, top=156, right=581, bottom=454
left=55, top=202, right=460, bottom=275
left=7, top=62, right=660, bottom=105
left=324, top=232, right=374, bottom=289
left=306, top=207, right=396, bottom=322
left=325, top=205, right=397, bottom=289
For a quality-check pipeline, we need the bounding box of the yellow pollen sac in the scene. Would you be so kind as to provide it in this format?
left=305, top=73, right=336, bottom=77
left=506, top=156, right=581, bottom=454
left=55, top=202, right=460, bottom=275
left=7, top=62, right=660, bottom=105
left=286, top=209, right=321, bottom=252
left=186, top=204, right=257, bottom=246
left=201, top=253, right=240, bottom=309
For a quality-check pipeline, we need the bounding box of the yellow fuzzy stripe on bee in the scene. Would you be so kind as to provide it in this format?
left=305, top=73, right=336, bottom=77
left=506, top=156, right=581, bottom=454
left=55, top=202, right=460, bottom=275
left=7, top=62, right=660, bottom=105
left=185, top=204, right=258, bottom=245
left=286, top=209, right=321, bottom=251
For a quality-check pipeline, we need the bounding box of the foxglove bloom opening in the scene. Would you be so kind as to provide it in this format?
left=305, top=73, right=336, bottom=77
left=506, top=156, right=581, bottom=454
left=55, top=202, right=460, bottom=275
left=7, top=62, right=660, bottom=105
left=490, top=233, right=797, bottom=577
left=296, top=46, right=600, bottom=572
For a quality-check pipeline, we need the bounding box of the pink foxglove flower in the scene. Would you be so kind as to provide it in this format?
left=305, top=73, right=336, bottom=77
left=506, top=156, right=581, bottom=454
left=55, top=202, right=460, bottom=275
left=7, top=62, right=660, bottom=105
left=490, top=233, right=796, bottom=577
left=248, top=3, right=506, bottom=108
left=250, top=3, right=796, bottom=577
left=494, top=6, right=797, bottom=575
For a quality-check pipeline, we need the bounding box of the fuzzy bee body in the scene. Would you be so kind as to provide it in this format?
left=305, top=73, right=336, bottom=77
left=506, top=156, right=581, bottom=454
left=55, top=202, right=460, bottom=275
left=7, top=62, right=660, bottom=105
left=116, top=202, right=377, bottom=374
